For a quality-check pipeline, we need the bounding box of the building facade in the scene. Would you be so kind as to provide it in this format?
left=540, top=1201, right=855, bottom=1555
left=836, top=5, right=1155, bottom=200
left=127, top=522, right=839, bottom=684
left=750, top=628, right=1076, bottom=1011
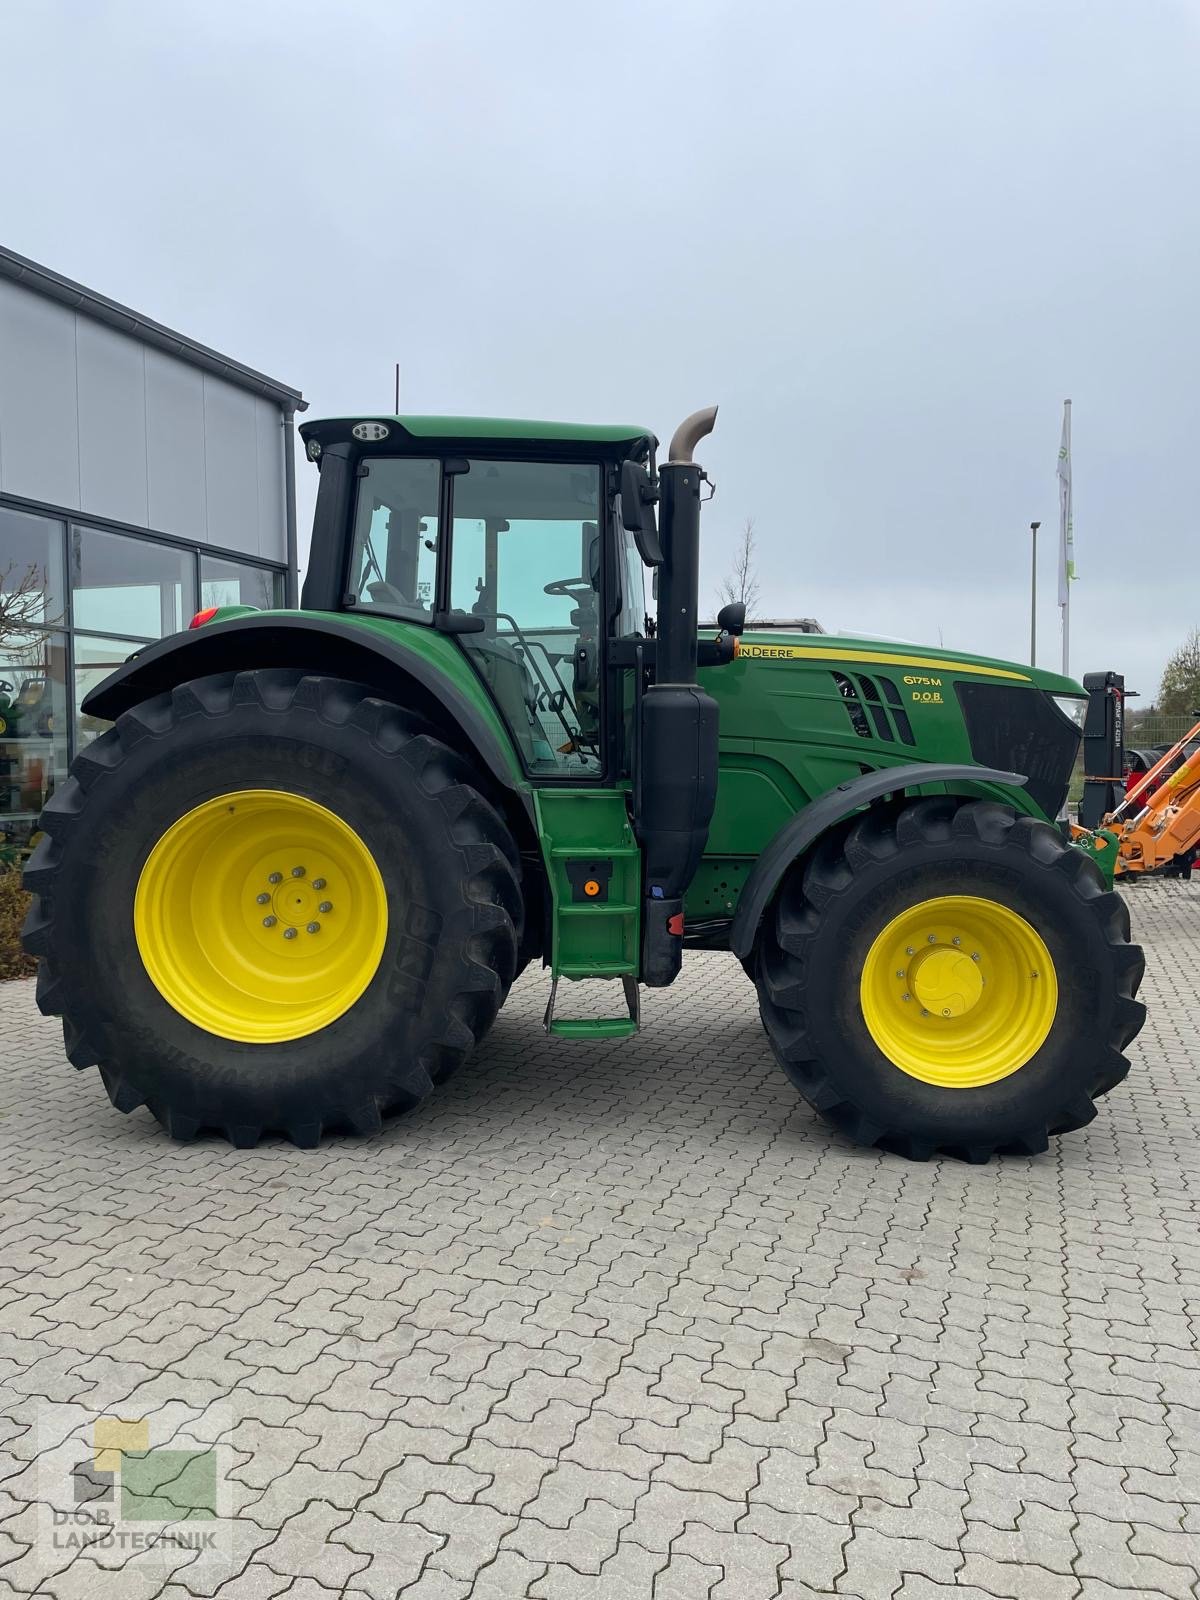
left=0, top=246, right=305, bottom=851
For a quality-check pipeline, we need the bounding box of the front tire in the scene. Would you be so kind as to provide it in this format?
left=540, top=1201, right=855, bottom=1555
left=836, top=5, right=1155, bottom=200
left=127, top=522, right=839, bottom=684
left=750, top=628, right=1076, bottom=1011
left=23, top=670, right=523, bottom=1147
left=755, top=797, right=1145, bottom=1162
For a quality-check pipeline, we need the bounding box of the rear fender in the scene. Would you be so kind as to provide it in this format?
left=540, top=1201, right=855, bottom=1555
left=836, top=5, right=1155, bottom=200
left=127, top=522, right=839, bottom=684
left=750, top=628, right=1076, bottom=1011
left=728, top=762, right=1028, bottom=961
left=82, top=613, right=532, bottom=821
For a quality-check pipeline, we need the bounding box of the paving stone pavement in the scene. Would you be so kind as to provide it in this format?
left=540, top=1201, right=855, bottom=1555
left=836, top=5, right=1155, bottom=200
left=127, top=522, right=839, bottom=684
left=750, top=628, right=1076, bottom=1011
left=0, top=879, right=1197, bottom=1599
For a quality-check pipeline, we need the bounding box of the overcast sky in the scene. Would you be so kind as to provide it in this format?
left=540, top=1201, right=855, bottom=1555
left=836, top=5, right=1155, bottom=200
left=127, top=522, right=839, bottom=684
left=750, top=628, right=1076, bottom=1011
left=3, top=0, right=1197, bottom=698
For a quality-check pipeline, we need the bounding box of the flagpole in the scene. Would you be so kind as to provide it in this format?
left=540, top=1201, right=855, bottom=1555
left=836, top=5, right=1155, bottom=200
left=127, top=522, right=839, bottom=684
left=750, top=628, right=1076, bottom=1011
left=1057, top=398, right=1073, bottom=676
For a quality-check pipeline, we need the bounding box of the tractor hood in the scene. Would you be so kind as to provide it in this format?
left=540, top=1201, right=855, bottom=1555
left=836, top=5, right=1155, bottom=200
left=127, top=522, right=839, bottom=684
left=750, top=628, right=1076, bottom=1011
left=733, top=629, right=1084, bottom=698
left=703, top=628, right=1086, bottom=822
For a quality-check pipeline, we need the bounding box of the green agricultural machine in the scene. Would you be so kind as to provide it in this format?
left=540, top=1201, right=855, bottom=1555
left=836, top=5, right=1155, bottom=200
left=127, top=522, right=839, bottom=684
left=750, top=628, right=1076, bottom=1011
left=23, top=407, right=1145, bottom=1160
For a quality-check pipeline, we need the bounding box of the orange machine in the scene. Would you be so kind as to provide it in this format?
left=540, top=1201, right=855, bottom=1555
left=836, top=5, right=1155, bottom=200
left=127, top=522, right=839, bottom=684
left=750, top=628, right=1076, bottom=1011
left=1106, top=717, right=1200, bottom=877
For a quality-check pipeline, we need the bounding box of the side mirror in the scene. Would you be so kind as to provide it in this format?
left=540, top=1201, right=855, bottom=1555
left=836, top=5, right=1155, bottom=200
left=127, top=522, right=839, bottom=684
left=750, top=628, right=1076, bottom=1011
left=620, top=459, right=664, bottom=567
left=716, top=601, right=746, bottom=637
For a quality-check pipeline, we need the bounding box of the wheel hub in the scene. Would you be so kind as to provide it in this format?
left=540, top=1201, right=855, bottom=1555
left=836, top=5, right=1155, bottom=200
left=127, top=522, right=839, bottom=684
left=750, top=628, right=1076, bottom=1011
left=907, top=945, right=984, bottom=1018
left=259, top=869, right=329, bottom=935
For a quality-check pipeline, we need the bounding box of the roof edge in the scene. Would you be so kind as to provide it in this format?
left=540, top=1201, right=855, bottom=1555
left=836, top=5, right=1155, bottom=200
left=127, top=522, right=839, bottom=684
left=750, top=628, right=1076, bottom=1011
left=0, top=243, right=307, bottom=413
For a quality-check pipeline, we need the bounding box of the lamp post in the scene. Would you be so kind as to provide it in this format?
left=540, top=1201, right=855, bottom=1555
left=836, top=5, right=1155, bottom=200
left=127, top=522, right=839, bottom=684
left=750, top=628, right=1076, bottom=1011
left=1029, top=520, right=1041, bottom=667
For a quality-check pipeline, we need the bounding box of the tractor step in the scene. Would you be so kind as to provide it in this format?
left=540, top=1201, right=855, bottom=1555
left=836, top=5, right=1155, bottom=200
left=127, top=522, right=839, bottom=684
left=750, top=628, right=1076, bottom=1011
left=543, top=974, right=640, bottom=1040
left=533, top=789, right=641, bottom=983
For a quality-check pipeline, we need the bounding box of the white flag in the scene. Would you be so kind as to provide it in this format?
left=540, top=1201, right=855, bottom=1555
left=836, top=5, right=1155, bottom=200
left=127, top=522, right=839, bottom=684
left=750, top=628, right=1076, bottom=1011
left=1057, top=399, right=1075, bottom=605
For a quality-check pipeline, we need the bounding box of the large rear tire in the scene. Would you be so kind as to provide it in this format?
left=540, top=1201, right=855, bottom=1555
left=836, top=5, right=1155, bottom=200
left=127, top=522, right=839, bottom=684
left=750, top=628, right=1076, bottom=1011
left=23, top=670, right=523, bottom=1147
left=755, top=797, right=1145, bottom=1162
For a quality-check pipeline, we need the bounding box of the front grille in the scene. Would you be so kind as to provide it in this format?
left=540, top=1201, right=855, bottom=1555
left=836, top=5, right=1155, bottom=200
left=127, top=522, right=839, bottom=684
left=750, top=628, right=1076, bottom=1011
left=955, top=683, right=1080, bottom=818
left=832, top=672, right=916, bottom=747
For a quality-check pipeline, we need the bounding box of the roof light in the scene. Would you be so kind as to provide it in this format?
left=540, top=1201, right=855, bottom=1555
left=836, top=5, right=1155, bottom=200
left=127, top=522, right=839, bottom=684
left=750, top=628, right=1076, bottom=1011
left=189, top=607, right=219, bottom=630
left=352, top=421, right=390, bottom=442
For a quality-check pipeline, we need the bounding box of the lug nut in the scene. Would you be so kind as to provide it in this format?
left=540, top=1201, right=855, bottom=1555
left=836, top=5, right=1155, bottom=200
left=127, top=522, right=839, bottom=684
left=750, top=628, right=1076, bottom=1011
left=291, top=866, right=306, bottom=878
left=901, top=993, right=911, bottom=1002
left=256, top=892, right=270, bottom=905
left=284, top=927, right=298, bottom=940
left=971, top=952, right=981, bottom=961
left=905, top=946, right=915, bottom=956
left=307, top=922, right=320, bottom=934
left=269, top=872, right=282, bottom=884
left=262, top=915, right=277, bottom=928
left=927, top=934, right=937, bottom=943
left=319, top=901, right=332, bottom=914
left=920, top=1008, right=930, bottom=1017
left=312, top=877, right=326, bottom=890
left=895, top=969, right=905, bottom=979
left=952, top=936, right=961, bottom=946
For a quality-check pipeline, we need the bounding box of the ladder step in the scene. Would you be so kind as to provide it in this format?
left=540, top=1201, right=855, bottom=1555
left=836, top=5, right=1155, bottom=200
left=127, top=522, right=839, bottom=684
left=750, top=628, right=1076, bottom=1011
left=557, top=902, right=638, bottom=917
left=556, top=961, right=637, bottom=977
left=549, top=846, right=640, bottom=860
left=543, top=972, right=640, bottom=1037
left=548, top=1017, right=639, bottom=1040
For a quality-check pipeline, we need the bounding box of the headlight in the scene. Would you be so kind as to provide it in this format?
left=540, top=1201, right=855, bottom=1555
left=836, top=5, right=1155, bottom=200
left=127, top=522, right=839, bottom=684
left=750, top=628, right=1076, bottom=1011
left=1050, top=694, right=1087, bottom=729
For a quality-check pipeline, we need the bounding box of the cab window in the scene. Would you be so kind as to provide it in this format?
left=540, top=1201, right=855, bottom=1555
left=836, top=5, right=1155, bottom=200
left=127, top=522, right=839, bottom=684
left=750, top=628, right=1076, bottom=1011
left=449, top=459, right=603, bottom=776
left=347, top=457, right=440, bottom=618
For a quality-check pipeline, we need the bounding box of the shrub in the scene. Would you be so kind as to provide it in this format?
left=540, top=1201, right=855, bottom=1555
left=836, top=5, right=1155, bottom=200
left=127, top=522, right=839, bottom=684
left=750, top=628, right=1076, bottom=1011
left=0, top=868, right=35, bottom=981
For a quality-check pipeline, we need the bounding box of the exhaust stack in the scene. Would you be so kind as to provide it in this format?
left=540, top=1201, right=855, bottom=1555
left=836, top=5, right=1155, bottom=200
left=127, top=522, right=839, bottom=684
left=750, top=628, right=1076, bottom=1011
left=656, top=405, right=717, bottom=687
left=638, top=406, right=721, bottom=986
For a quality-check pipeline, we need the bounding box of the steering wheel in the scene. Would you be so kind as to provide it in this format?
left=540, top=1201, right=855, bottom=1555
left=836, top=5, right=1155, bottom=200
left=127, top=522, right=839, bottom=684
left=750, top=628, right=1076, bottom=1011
left=0, top=680, right=14, bottom=697
left=543, top=577, right=594, bottom=599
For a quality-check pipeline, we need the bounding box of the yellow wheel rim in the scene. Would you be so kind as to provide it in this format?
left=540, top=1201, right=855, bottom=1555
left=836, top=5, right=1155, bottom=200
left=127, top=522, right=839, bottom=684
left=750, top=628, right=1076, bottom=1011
left=134, top=789, right=388, bottom=1044
left=859, top=894, right=1057, bottom=1088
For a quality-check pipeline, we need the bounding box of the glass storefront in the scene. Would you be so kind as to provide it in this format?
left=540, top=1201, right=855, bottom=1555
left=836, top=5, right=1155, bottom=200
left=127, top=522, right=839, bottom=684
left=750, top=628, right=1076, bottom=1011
left=0, top=503, right=285, bottom=852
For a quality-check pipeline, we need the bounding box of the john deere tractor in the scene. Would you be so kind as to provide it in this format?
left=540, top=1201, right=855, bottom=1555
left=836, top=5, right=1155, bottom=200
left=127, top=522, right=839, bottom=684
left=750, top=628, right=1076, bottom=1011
left=23, top=407, right=1145, bottom=1159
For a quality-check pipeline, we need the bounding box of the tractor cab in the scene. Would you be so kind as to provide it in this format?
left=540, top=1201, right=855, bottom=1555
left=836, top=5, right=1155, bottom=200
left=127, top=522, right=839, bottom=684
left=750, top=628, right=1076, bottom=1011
left=298, top=415, right=662, bottom=781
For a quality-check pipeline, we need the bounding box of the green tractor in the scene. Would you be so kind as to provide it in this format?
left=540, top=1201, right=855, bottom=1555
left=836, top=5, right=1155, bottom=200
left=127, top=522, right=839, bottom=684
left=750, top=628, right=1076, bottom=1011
left=23, top=407, right=1145, bottom=1159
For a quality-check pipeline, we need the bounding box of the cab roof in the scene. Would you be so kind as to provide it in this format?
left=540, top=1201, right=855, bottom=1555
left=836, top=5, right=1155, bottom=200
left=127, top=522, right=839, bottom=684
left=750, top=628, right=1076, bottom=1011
left=299, top=414, right=657, bottom=461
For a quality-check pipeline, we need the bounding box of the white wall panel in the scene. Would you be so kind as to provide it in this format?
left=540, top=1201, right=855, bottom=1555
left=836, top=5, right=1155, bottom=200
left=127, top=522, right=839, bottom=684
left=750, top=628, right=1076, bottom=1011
left=254, top=397, right=286, bottom=562
left=0, top=275, right=290, bottom=572
left=76, top=318, right=148, bottom=527
left=145, top=348, right=207, bottom=542
left=0, top=280, right=80, bottom=509
left=202, top=375, right=259, bottom=554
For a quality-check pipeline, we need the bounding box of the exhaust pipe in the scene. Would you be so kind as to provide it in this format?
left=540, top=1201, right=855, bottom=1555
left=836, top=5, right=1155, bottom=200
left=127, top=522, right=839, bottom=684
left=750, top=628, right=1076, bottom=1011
left=638, top=406, right=721, bottom=986
left=667, top=404, right=719, bottom=465
left=656, top=405, right=717, bottom=686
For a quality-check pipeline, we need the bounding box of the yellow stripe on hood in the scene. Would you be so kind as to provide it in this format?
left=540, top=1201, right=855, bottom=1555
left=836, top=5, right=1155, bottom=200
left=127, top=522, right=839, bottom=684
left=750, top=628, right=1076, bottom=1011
left=736, top=643, right=1030, bottom=682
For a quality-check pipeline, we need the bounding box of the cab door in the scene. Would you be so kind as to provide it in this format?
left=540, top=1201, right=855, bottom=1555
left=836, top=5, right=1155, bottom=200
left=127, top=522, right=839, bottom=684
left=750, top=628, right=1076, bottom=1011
left=446, top=458, right=606, bottom=779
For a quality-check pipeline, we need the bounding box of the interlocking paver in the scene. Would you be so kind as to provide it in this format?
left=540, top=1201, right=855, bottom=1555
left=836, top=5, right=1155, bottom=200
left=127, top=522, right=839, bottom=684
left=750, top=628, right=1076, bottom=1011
left=0, top=879, right=1197, bottom=1597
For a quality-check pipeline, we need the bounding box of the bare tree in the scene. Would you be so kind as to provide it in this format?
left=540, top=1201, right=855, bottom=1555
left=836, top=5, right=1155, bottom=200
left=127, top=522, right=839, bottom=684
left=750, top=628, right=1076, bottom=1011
left=716, top=517, right=760, bottom=620
left=1158, top=626, right=1200, bottom=716
left=0, top=560, right=60, bottom=670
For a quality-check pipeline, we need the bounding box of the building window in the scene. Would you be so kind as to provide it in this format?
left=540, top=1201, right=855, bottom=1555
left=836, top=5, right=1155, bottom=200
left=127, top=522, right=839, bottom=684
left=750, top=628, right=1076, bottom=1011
left=200, top=556, right=283, bottom=612
left=0, top=502, right=285, bottom=854
left=73, top=633, right=148, bottom=751
left=0, top=506, right=66, bottom=632
left=70, top=524, right=195, bottom=638
left=0, top=628, right=68, bottom=852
